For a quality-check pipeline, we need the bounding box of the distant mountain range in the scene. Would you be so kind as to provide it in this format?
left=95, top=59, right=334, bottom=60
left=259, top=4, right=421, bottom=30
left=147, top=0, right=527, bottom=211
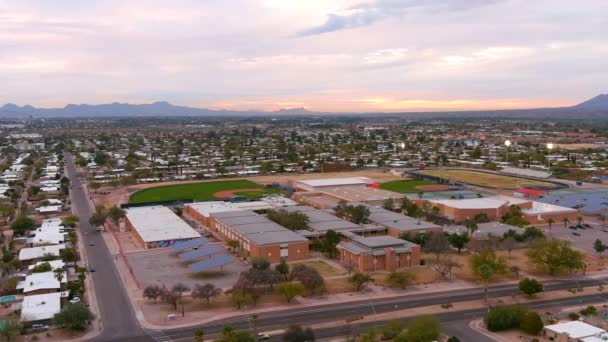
left=0, top=95, right=607, bottom=119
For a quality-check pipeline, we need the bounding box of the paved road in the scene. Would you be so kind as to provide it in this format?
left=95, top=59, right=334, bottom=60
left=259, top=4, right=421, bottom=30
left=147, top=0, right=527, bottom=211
left=156, top=276, right=608, bottom=341
left=65, top=153, right=148, bottom=342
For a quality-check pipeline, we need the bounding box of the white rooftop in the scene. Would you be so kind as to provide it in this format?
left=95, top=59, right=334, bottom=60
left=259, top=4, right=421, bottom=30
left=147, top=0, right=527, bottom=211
left=27, top=260, right=65, bottom=271
left=125, top=206, right=200, bottom=243
left=431, top=197, right=508, bottom=210
left=20, top=292, right=62, bottom=322
left=545, top=321, right=606, bottom=339
left=17, top=271, right=66, bottom=293
left=19, top=244, right=65, bottom=261
left=186, top=201, right=275, bottom=218
left=295, top=177, right=373, bottom=187
left=524, top=201, right=578, bottom=215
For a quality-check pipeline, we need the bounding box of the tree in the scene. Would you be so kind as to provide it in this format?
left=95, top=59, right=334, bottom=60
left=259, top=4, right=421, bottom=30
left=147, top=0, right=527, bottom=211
left=230, top=292, right=252, bottom=309
left=226, top=240, right=240, bottom=252
left=519, top=278, right=544, bottom=297
left=385, top=271, right=415, bottom=289
left=320, top=230, right=341, bottom=258
left=53, top=303, right=95, bottom=330
left=172, top=283, right=190, bottom=317
left=275, top=259, right=290, bottom=280
left=429, top=254, right=461, bottom=281
left=403, top=315, right=441, bottom=342
left=250, top=257, right=270, bottom=271
left=192, top=283, right=222, bottom=305
left=276, top=282, right=305, bottom=303
left=519, top=311, right=543, bottom=335
left=527, top=239, right=585, bottom=275
left=194, top=328, right=205, bottom=342
left=61, top=215, right=80, bottom=228
left=469, top=250, right=508, bottom=302
left=381, top=320, right=407, bottom=340
left=282, top=325, right=315, bottom=342
left=562, top=217, right=570, bottom=228
left=88, top=212, right=107, bottom=230
left=349, top=272, right=373, bottom=292
left=447, top=337, right=460, bottom=342
left=289, top=264, right=325, bottom=295
left=447, top=232, right=469, bottom=253
left=10, top=215, right=34, bottom=235
left=31, top=262, right=52, bottom=273
left=382, top=199, right=394, bottom=211
left=143, top=284, right=162, bottom=303
left=594, top=239, right=607, bottom=260
left=463, top=219, right=478, bottom=238
left=88, top=181, right=101, bottom=193
left=267, top=209, right=309, bottom=230
left=484, top=305, right=527, bottom=332
left=60, top=248, right=77, bottom=262
left=424, top=233, right=451, bottom=261
left=501, top=236, right=517, bottom=258
left=107, top=206, right=126, bottom=225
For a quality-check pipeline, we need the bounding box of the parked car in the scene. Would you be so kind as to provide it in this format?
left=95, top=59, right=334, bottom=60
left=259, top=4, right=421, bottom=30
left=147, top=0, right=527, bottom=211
left=569, top=226, right=577, bottom=230
left=572, top=232, right=581, bottom=236
left=31, top=324, right=49, bottom=332
left=89, top=241, right=95, bottom=246
left=583, top=224, right=592, bottom=228
left=89, top=266, right=96, bottom=272
left=257, top=333, right=270, bottom=341
left=69, top=297, right=81, bottom=304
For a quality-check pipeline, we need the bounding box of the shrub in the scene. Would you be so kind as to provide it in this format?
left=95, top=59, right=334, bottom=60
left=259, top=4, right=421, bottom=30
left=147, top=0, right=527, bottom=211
left=581, top=306, right=598, bottom=316
left=381, top=320, right=407, bottom=340
left=484, top=305, right=528, bottom=332
left=568, top=312, right=580, bottom=321
left=520, top=311, right=544, bottom=335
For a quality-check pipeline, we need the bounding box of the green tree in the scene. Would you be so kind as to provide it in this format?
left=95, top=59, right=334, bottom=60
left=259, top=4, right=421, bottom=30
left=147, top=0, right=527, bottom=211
left=31, top=262, right=52, bottom=273
left=527, top=239, right=585, bottom=275
left=192, top=283, right=222, bottom=305
left=276, top=282, right=305, bottom=303
left=594, top=239, right=607, bottom=260
left=275, top=259, right=290, bottom=280
left=381, top=320, right=407, bottom=340
left=61, top=215, right=80, bottom=228
left=88, top=181, right=101, bottom=193
left=470, top=250, right=508, bottom=302
left=320, top=230, right=341, bottom=258
left=463, top=218, right=478, bottom=238
left=250, top=257, right=270, bottom=271
left=385, top=271, right=415, bottom=289
left=403, top=315, right=441, bottom=342
left=226, top=240, right=240, bottom=252
left=546, top=218, right=555, bottom=236
left=60, top=248, right=77, bottom=262
left=10, top=215, right=35, bottom=235
left=266, top=209, right=309, bottom=230
left=447, top=232, right=469, bottom=253
left=107, top=206, right=126, bottom=225
left=518, top=278, right=544, bottom=297
left=0, top=317, right=20, bottom=341
left=349, top=272, right=373, bottom=292
left=424, top=233, right=451, bottom=261
left=382, top=199, right=394, bottom=211
left=519, top=311, right=543, bottom=335
left=143, top=284, right=162, bottom=303
left=53, top=303, right=95, bottom=330
left=484, top=305, right=527, bottom=332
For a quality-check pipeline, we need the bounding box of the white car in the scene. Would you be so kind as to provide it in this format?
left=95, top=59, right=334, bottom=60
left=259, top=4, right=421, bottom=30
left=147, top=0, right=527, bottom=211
left=69, top=297, right=81, bottom=304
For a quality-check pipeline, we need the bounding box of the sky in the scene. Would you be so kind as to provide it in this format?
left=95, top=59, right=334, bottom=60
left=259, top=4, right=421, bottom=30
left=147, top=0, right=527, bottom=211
left=1, top=0, right=607, bottom=112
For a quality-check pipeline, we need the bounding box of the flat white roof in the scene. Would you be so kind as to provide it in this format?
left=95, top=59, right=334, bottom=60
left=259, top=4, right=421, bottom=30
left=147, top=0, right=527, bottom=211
left=20, top=292, right=62, bottom=322
left=545, top=321, right=606, bottom=339
left=295, top=177, right=373, bottom=187
left=28, top=260, right=65, bottom=271
left=523, top=201, right=578, bottom=215
left=186, top=201, right=275, bottom=218
left=431, top=197, right=508, bottom=210
left=19, top=244, right=65, bottom=261
left=32, top=230, right=66, bottom=245
left=17, top=271, right=66, bottom=293
left=126, top=206, right=200, bottom=243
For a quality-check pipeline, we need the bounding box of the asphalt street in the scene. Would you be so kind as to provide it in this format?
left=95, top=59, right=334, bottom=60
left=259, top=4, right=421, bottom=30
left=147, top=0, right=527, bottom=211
left=65, top=153, right=147, bottom=341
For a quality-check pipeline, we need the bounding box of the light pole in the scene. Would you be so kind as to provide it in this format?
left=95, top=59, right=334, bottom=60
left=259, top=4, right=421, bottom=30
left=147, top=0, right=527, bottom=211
left=547, top=143, right=554, bottom=173
left=504, top=140, right=511, bottom=164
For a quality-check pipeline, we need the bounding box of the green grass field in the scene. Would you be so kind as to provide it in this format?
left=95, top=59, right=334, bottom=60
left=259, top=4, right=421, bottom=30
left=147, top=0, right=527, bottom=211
left=380, top=180, right=434, bottom=193
left=129, top=179, right=278, bottom=203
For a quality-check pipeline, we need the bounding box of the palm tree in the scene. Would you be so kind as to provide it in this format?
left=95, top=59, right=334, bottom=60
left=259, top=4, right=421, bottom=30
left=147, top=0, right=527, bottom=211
left=463, top=219, right=478, bottom=238
left=577, top=216, right=584, bottom=226
left=547, top=218, right=555, bottom=237
left=193, top=328, right=204, bottom=342
left=562, top=217, right=570, bottom=228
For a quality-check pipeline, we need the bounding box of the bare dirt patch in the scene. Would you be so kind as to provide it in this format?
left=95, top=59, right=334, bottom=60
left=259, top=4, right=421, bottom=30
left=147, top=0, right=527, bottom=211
left=213, top=188, right=264, bottom=199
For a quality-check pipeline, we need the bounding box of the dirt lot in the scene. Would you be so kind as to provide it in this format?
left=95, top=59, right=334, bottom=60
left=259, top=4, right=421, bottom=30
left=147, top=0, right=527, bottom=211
left=126, top=247, right=247, bottom=290
left=93, top=170, right=402, bottom=206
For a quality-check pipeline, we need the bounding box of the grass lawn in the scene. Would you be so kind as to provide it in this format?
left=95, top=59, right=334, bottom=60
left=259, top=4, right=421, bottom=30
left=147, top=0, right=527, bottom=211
left=129, top=179, right=277, bottom=203
left=292, top=260, right=342, bottom=277
left=380, top=180, right=435, bottom=193
left=417, top=169, right=557, bottom=190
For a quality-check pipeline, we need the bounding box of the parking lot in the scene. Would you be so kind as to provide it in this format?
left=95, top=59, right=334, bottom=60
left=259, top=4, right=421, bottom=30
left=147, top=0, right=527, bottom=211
left=548, top=220, right=608, bottom=254
left=126, top=246, right=247, bottom=290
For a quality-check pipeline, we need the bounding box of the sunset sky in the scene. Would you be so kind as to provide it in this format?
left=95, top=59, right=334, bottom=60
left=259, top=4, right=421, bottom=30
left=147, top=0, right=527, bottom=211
left=1, top=0, right=607, bottom=112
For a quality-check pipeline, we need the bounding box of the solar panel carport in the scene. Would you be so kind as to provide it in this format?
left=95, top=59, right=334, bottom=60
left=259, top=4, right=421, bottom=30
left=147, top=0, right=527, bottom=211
left=171, top=237, right=209, bottom=252
left=188, top=254, right=233, bottom=272
left=179, top=245, right=223, bottom=261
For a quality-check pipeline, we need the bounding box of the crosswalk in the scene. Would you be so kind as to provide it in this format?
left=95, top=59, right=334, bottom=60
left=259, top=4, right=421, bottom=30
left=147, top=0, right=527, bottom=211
left=147, top=330, right=174, bottom=342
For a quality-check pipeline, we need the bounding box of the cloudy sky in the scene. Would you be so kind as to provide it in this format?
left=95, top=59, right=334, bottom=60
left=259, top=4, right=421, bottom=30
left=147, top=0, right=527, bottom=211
left=1, top=0, right=607, bottom=112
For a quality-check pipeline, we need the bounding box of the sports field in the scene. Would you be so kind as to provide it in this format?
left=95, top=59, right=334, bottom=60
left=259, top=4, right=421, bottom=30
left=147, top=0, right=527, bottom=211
left=416, top=169, right=558, bottom=190
left=380, top=180, right=435, bottom=193
left=129, top=179, right=278, bottom=203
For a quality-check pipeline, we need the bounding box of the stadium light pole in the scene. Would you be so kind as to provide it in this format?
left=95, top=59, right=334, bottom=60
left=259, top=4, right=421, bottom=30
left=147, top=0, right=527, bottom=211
left=504, top=140, right=512, bottom=164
